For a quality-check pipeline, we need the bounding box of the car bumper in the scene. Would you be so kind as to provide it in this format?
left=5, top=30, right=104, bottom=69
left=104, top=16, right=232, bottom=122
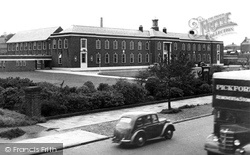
left=112, top=137, right=131, bottom=143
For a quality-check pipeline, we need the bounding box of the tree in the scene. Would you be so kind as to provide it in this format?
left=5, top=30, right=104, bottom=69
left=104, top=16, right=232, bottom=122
left=136, top=51, right=195, bottom=109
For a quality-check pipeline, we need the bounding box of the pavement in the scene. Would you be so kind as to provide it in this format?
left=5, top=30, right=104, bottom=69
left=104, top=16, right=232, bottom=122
left=0, top=69, right=213, bottom=154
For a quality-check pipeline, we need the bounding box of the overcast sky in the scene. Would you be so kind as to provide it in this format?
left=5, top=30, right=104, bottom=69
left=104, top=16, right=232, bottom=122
left=1, top=0, right=249, bottom=46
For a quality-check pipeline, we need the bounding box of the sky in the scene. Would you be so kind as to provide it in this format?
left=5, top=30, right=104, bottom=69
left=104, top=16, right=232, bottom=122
left=1, top=0, right=249, bottom=46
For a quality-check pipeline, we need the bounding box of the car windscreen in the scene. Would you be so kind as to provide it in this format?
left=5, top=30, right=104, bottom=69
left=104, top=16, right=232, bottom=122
left=116, top=117, right=132, bottom=129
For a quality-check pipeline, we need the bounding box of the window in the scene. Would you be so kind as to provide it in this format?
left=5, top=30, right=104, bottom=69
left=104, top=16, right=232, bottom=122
left=138, top=53, right=142, bottom=63
left=122, top=53, right=126, bottom=63
left=146, top=53, right=149, bottom=63
left=33, top=42, right=37, bottom=50
left=81, top=38, right=87, bottom=51
left=145, top=41, right=149, bottom=50
left=193, top=44, right=196, bottom=51
left=136, top=117, right=144, bottom=128
left=203, top=54, right=206, bottom=62
left=152, top=115, right=158, bottom=123
left=157, top=42, right=161, bottom=50
left=158, top=53, right=161, bottom=62
left=105, top=40, right=109, bottom=49
left=81, top=53, right=86, bottom=63
left=113, top=40, right=118, bottom=49
left=16, top=43, right=19, bottom=51
left=217, top=44, right=220, bottom=51
left=58, top=51, right=62, bottom=64
left=105, top=53, right=109, bottom=63
left=28, top=43, right=31, bottom=50
left=202, top=44, right=206, bottom=51
left=193, top=53, right=196, bottom=62
left=96, top=40, right=101, bottom=49
left=64, top=39, right=68, bottom=49
left=113, top=53, right=118, bottom=63
left=130, top=53, right=134, bottom=63
left=20, top=43, right=23, bottom=51
left=25, top=43, right=28, bottom=50
left=130, top=41, right=134, bottom=50
left=207, top=54, right=211, bottom=62
left=207, top=45, right=211, bottom=51
left=174, top=42, right=177, bottom=50
left=12, top=43, right=15, bottom=51
left=122, top=40, right=126, bottom=50
left=43, top=42, right=46, bottom=50
left=138, top=41, right=142, bottom=50
left=182, top=43, right=185, bottom=51
left=16, top=61, right=19, bottom=66
left=198, top=54, right=201, bottom=61
left=23, top=61, right=26, bottom=66
left=38, top=42, right=42, bottom=50
left=58, top=39, right=62, bottom=49
left=53, top=40, right=56, bottom=49
left=198, top=44, right=201, bottom=51
left=188, top=54, right=191, bottom=61
left=8, top=44, right=11, bottom=51
left=144, top=115, right=152, bottom=125
left=187, top=43, right=191, bottom=51
left=96, top=53, right=101, bottom=64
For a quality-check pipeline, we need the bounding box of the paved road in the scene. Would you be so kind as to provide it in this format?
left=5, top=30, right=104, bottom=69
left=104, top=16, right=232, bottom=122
left=43, top=116, right=213, bottom=155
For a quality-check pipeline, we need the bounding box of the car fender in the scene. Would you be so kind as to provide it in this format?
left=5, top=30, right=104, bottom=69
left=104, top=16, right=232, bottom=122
left=161, top=123, right=175, bottom=136
left=131, top=130, right=146, bottom=142
left=235, top=143, right=250, bottom=155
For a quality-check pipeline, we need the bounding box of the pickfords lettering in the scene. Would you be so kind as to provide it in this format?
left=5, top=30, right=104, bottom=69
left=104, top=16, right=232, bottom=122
left=216, top=84, right=250, bottom=92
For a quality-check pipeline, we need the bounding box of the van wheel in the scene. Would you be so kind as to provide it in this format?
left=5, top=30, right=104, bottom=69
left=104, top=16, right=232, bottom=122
left=164, top=128, right=173, bottom=140
left=134, top=133, right=146, bottom=147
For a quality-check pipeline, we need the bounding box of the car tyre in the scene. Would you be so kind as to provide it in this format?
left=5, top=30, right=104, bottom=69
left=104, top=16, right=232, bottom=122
left=164, top=128, right=173, bottom=140
left=134, top=133, right=146, bottom=147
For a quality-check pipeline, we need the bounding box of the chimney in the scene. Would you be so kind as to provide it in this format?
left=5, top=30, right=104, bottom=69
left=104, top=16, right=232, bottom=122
left=151, top=19, right=159, bottom=31
left=163, top=27, right=167, bottom=33
left=100, top=17, right=103, bottom=27
left=139, top=25, right=143, bottom=31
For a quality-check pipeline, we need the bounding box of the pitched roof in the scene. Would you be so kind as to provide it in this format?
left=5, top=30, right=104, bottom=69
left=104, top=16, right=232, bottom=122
left=59, top=25, right=218, bottom=42
left=7, top=27, right=62, bottom=43
left=60, top=25, right=150, bottom=37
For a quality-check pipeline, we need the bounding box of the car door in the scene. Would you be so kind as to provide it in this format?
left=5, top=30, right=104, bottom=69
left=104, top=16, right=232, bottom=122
left=151, top=114, right=164, bottom=137
left=143, top=115, right=161, bottom=139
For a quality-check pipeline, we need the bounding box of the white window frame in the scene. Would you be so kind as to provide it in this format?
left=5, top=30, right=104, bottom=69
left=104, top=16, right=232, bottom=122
left=138, top=41, right=142, bottom=50
left=96, top=39, right=101, bottom=49
left=122, top=40, right=126, bottom=50
left=145, top=41, right=149, bottom=50
left=157, top=42, right=161, bottom=50
left=113, top=53, right=118, bottom=63
left=58, top=39, right=62, bottom=49
left=64, top=39, right=68, bottom=49
left=130, top=41, right=134, bottom=50
left=53, top=39, right=56, bottom=49
left=81, top=38, right=87, bottom=51
left=58, top=51, right=62, bottom=64
left=146, top=53, right=149, bottom=63
left=113, top=40, right=118, bottom=49
left=138, top=53, right=142, bottom=63
left=16, top=43, right=19, bottom=51
left=203, top=44, right=206, bottom=51
left=38, top=42, right=42, bottom=50
left=198, top=44, right=201, bottom=51
left=43, top=42, right=46, bottom=50
left=105, top=53, right=110, bottom=63
left=193, top=44, right=196, bottom=51
left=122, top=53, right=126, bottom=63
left=96, top=53, right=101, bottom=64
left=187, top=43, right=191, bottom=51
left=105, top=40, right=109, bottom=49
left=182, top=43, right=185, bottom=51
left=174, top=42, right=177, bottom=50
left=130, top=53, right=134, bottom=63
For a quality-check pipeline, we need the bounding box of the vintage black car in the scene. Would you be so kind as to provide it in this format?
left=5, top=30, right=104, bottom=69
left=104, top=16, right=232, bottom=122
left=112, top=111, right=175, bottom=147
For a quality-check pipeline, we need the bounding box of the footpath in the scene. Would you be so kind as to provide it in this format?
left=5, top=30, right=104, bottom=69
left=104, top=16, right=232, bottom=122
left=0, top=96, right=212, bottom=155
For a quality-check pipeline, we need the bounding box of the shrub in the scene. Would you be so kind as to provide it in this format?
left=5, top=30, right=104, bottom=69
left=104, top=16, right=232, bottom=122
left=41, top=99, right=68, bottom=117
left=84, top=81, right=96, bottom=93
left=65, top=93, right=91, bottom=112
left=144, top=77, right=160, bottom=96
left=89, top=91, right=125, bottom=109
left=76, top=85, right=91, bottom=94
left=0, top=77, right=35, bottom=89
left=113, top=79, right=147, bottom=105
left=154, top=85, right=184, bottom=99
left=0, top=128, right=26, bottom=139
left=199, top=83, right=212, bottom=94
left=0, top=87, right=23, bottom=110
left=97, top=83, right=113, bottom=91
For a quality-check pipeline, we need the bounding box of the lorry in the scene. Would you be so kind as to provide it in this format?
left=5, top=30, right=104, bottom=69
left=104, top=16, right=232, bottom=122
left=205, top=70, right=250, bottom=155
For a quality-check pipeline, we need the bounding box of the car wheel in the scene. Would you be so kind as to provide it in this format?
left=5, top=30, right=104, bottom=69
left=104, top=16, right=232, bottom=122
left=164, top=128, right=173, bottom=140
left=134, top=133, right=146, bottom=147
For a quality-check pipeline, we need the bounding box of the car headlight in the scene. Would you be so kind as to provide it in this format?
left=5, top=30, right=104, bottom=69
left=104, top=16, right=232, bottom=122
left=207, top=134, right=219, bottom=142
left=234, top=140, right=241, bottom=146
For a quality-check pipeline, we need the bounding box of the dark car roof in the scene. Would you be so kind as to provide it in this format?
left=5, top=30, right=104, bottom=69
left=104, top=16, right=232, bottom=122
left=120, top=111, right=157, bottom=119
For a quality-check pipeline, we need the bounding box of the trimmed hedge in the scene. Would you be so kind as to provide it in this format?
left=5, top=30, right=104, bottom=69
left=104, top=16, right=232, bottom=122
left=0, top=76, right=212, bottom=117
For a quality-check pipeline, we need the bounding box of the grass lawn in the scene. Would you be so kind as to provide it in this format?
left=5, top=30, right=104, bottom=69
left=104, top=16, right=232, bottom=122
left=98, top=69, right=143, bottom=77
left=0, top=71, right=134, bottom=88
